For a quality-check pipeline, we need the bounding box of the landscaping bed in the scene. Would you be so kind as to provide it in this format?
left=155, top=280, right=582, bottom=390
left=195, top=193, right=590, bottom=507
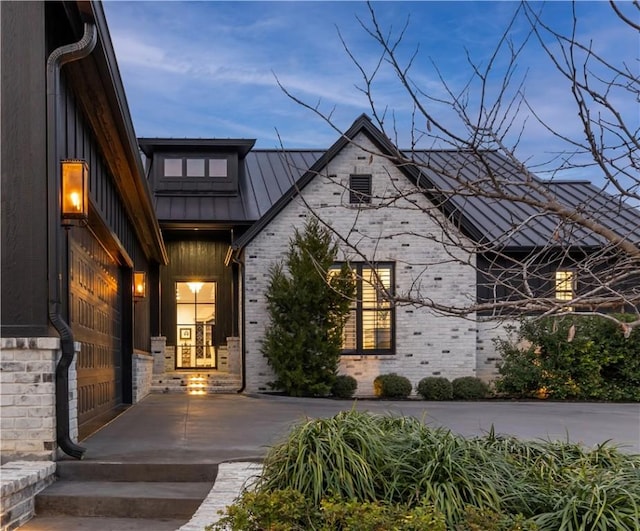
left=208, top=410, right=640, bottom=531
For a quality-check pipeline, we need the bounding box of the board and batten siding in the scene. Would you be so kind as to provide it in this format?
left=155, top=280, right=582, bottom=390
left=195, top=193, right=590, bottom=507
left=243, top=133, right=478, bottom=396
left=160, top=235, right=236, bottom=349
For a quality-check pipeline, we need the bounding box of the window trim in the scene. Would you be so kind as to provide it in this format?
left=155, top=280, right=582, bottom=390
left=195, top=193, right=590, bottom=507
left=163, top=156, right=229, bottom=178
left=333, top=262, right=395, bottom=355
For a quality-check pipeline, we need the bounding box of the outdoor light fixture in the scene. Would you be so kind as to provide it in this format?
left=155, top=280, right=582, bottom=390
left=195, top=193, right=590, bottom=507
left=187, top=281, right=204, bottom=294
left=134, top=271, right=146, bottom=299
left=61, top=159, right=89, bottom=222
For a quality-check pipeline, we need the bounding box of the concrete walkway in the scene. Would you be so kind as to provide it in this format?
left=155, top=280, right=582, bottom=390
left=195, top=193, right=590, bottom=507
left=79, top=393, right=640, bottom=462
left=20, top=394, right=640, bottom=530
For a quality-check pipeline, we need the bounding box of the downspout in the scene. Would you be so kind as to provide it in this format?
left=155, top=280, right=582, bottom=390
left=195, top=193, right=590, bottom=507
left=47, top=22, right=97, bottom=459
left=232, top=247, right=247, bottom=393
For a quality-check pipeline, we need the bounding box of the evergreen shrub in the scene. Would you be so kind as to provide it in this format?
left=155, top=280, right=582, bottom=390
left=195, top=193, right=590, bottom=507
left=331, top=375, right=358, bottom=399
left=261, top=218, right=355, bottom=397
left=374, top=373, right=412, bottom=398
left=417, top=376, right=453, bottom=400
left=452, top=376, right=490, bottom=400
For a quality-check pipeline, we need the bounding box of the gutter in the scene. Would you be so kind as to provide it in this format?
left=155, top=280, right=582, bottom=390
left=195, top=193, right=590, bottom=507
left=47, top=22, right=97, bottom=460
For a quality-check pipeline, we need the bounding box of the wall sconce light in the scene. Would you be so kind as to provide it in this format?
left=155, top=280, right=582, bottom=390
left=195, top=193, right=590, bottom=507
left=61, top=159, right=89, bottom=222
left=134, top=271, right=146, bottom=300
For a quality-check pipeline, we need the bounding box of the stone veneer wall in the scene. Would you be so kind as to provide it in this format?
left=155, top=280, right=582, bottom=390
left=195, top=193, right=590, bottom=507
left=132, top=351, right=153, bottom=403
left=0, top=461, right=56, bottom=531
left=151, top=336, right=167, bottom=376
left=0, top=337, right=78, bottom=463
left=243, top=134, right=478, bottom=396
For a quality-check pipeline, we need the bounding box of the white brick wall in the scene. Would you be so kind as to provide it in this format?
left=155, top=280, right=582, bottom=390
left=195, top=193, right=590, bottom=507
left=0, top=338, right=78, bottom=462
left=0, top=460, right=56, bottom=531
left=243, top=134, right=478, bottom=395
left=132, top=351, right=154, bottom=403
left=475, top=319, right=523, bottom=382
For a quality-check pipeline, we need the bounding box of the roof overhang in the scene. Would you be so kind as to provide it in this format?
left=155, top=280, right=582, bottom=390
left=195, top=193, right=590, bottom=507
left=62, top=0, right=168, bottom=265
left=138, top=138, right=256, bottom=159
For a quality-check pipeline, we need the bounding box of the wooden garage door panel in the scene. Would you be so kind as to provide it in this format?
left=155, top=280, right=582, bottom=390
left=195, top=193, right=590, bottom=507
left=69, top=227, right=122, bottom=437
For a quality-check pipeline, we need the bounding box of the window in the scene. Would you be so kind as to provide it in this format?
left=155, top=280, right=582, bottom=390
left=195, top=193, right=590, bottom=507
left=334, top=263, right=394, bottom=354
left=349, top=174, right=372, bottom=204
left=186, top=158, right=205, bottom=177
left=555, top=270, right=575, bottom=305
left=164, top=158, right=182, bottom=177
left=175, top=281, right=216, bottom=369
left=162, top=157, right=228, bottom=178
left=209, top=159, right=228, bottom=178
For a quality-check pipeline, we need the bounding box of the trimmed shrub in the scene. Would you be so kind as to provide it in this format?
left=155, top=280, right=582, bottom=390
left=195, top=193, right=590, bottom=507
left=417, top=376, right=453, bottom=400
left=331, top=374, right=358, bottom=399
left=452, top=376, right=490, bottom=400
left=374, top=373, right=412, bottom=398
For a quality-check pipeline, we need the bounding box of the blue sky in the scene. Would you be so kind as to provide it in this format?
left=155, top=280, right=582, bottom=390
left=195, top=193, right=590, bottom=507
left=103, top=1, right=637, bottom=177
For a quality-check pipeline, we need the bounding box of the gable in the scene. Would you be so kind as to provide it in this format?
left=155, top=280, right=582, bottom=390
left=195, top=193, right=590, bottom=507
left=232, top=114, right=479, bottom=251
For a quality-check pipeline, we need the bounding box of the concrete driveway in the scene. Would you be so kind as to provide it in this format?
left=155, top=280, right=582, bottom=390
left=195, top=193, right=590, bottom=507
left=76, top=393, right=640, bottom=463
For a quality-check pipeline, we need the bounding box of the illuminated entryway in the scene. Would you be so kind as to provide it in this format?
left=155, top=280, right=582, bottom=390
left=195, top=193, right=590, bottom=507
left=176, top=281, right=216, bottom=369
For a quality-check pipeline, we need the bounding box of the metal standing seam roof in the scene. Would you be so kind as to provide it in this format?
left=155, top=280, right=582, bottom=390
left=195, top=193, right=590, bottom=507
left=143, top=116, right=640, bottom=249
left=152, top=150, right=324, bottom=224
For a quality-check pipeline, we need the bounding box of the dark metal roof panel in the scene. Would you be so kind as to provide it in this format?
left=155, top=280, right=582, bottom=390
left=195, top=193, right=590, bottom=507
left=153, top=150, right=322, bottom=224
left=148, top=119, right=639, bottom=250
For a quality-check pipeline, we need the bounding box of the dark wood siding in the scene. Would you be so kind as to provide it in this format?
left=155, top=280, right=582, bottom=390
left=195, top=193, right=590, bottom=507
left=0, top=1, right=49, bottom=337
left=70, top=227, right=122, bottom=438
left=161, top=233, right=235, bottom=347
left=59, top=73, right=153, bottom=353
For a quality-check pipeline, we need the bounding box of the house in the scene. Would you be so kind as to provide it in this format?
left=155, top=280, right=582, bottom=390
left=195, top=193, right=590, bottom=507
left=2, top=0, right=638, bottom=465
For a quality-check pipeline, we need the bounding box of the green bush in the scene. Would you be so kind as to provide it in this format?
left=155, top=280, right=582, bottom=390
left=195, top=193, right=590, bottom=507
left=331, top=374, right=358, bottom=399
left=261, top=218, right=355, bottom=397
left=209, top=489, right=446, bottom=531
left=417, top=376, right=453, bottom=400
left=452, top=376, right=490, bottom=400
left=495, top=315, right=640, bottom=401
left=213, top=411, right=640, bottom=530
left=374, top=373, right=412, bottom=398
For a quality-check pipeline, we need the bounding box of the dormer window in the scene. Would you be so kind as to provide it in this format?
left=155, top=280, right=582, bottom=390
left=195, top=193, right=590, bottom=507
left=163, top=157, right=229, bottom=178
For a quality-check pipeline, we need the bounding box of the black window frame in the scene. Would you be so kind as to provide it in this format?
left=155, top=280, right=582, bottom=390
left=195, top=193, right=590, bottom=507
left=156, top=152, right=238, bottom=195
left=333, top=262, right=395, bottom=355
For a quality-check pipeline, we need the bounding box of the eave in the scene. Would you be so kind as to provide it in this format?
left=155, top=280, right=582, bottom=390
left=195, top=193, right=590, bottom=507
left=64, top=0, right=168, bottom=265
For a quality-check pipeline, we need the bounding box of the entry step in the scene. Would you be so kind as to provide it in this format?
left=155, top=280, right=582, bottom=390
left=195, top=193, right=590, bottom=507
left=35, top=481, right=212, bottom=519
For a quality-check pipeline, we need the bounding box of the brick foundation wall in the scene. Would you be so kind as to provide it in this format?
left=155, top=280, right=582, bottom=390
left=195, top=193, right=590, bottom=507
left=243, top=134, right=477, bottom=395
left=0, top=337, right=79, bottom=463
left=132, top=351, right=153, bottom=403
left=0, top=461, right=56, bottom=531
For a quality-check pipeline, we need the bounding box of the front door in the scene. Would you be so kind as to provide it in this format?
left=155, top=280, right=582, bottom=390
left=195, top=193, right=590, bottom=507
left=175, top=281, right=216, bottom=369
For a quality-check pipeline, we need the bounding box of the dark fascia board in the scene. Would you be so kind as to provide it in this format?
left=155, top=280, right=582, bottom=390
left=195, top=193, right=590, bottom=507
left=232, top=113, right=481, bottom=253
left=67, top=1, right=168, bottom=265
left=138, top=138, right=256, bottom=159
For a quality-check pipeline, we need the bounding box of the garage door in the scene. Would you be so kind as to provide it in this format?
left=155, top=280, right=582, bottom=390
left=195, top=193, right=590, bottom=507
left=69, top=227, right=122, bottom=439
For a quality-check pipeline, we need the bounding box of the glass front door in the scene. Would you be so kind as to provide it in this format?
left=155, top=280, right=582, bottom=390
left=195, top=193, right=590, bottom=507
left=176, top=281, right=216, bottom=369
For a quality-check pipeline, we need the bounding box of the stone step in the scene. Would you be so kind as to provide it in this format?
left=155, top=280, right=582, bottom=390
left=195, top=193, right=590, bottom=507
left=151, top=373, right=241, bottom=394
left=55, top=462, right=218, bottom=483
left=18, top=515, right=187, bottom=530
left=35, top=480, right=212, bottom=519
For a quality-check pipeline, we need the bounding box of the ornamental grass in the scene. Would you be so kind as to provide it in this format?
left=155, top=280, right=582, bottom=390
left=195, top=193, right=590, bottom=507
left=212, top=410, right=640, bottom=531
